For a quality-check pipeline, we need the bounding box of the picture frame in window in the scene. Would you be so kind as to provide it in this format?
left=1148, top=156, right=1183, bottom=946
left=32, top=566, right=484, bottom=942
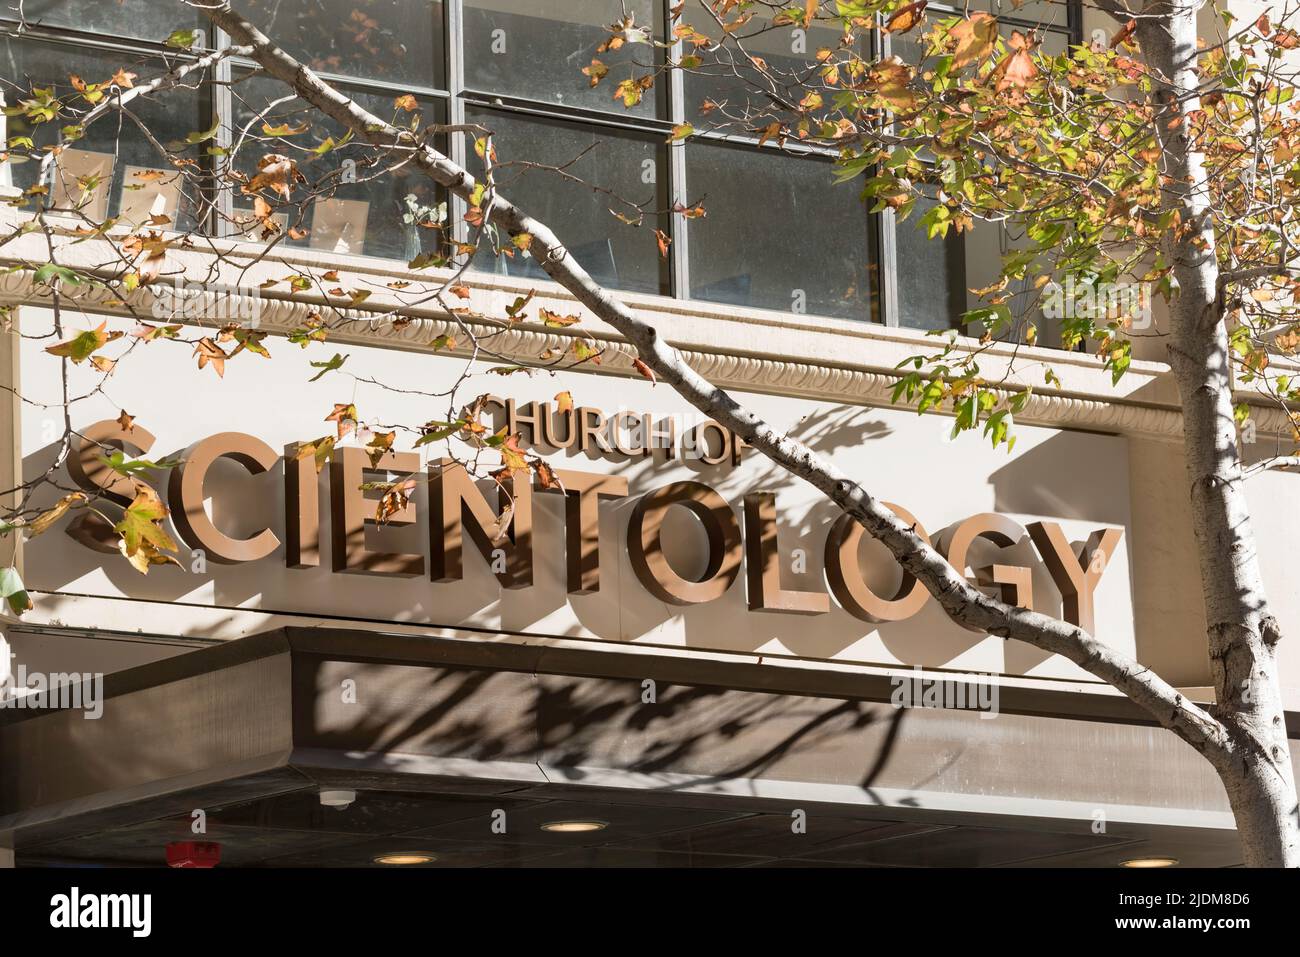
left=309, top=198, right=369, bottom=256
left=119, top=165, right=183, bottom=228
left=50, top=149, right=115, bottom=221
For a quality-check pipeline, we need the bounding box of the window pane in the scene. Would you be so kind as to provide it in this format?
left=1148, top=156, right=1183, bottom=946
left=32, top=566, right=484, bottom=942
left=0, top=37, right=208, bottom=231
left=12, top=0, right=200, bottom=45
left=228, top=76, right=449, bottom=263
left=240, top=0, right=445, bottom=88
left=464, top=0, right=665, bottom=119
left=686, top=143, right=873, bottom=321
left=894, top=195, right=965, bottom=331
left=683, top=14, right=853, bottom=128
left=894, top=21, right=1071, bottom=64
left=465, top=107, right=669, bottom=296
left=971, top=0, right=1071, bottom=30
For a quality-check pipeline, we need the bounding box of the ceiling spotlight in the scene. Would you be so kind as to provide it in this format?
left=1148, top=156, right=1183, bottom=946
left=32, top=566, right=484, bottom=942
left=373, top=852, right=437, bottom=866
left=319, top=789, right=356, bottom=810
left=540, top=820, right=608, bottom=834
left=1120, top=857, right=1179, bottom=868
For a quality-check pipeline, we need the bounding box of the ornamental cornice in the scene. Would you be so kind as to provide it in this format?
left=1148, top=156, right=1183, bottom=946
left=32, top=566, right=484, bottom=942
left=0, top=237, right=1289, bottom=444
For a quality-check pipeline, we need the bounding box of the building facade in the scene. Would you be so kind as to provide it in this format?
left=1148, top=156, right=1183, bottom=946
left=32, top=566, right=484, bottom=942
left=0, top=0, right=1296, bottom=868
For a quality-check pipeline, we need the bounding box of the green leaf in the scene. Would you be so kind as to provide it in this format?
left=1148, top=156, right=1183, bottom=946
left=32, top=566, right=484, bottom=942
left=0, top=566, right=31, bottom=616
left=113, top=484, right=176, bottom=556
left=667, top=123, right=694, bottom=143
left=33, top=263, right=83, bottom=286
left=185, top=117, right=221, bottom=144
left=982, top=410, right=1016, bottom=451
left=414, top=421, right=463, bottom=446
left=164, top=28, right=199, bottom=49
left=100, top=450, right=183, bottom=476
left=308, top=352, right=348, bottom=382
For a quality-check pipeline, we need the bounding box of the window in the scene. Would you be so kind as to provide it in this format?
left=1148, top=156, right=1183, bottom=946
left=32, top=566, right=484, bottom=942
left=15, top=0, right=200, bottom=45
left=0, top=34, right=208, bottom=231
left=683, top=12, right=852, bottom=130
left=465, top=107, right=668, bottom=296
left=229, top=75, right=449, bottom=262
left=0, top=1, right=1080, bottom=337
left=463, top=0, right=664, bottom=118
left=895, top=195, right=966, bottom=332
left=889, top=3, right=1078, bottom=334
left=240, top=0, right=446, bottom=88
left=687, top=141, right=874, bottom=321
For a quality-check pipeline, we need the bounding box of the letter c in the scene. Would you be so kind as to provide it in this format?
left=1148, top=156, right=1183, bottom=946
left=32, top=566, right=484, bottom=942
left=168, top=432, right=280, bottom=563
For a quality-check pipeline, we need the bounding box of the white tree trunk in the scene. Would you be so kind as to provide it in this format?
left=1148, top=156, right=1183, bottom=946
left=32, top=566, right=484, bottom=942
left=1137, top=1, right=1299, bottom=866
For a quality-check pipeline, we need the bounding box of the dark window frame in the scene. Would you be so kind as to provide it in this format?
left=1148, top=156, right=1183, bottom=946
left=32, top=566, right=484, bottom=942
left=0, top=0, right=1079, bottom=332
left=0, top=22, right=215, bottom=231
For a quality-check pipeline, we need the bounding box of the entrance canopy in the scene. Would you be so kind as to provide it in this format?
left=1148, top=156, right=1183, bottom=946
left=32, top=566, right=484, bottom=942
left=0, top=628, right=1263, bottom=867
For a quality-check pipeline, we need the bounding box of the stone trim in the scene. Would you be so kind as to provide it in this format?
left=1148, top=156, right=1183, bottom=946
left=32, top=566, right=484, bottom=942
left=0, top=224, right=1291, bottom=442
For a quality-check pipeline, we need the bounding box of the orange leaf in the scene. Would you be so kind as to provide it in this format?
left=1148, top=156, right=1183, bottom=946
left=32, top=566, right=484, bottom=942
left=950, top=12, right=998, bottom=69
left=884, top=1, right=927, bottom=34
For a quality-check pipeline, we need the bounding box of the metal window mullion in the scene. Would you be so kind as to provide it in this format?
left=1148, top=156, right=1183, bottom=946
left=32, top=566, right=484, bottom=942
left=877, top=18, right=900, bottom=327
left=666, top=0, right=688, bottom=301
left=447, top=0, right=469, bottom=247
left=0, top=21, right=202, bottom=60
left=458, top=92, right=673, bottom=138
left=222, top=52, right=454, bottom=101
left=212, top=25, right=235, bottom=238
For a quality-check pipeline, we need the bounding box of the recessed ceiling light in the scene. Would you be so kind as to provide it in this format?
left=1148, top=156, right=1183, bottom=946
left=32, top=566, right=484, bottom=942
left=540, top=820, right=608, bottom=833
left=373, top=852, right=437, bottom=866
left=1119, top=857, right=1178, bottom=868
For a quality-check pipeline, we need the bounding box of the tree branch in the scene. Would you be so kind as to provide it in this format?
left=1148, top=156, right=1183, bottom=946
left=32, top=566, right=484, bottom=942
left=38, top=44, right=248, bottom=186
left=198, top=1, right=1231, bottom=761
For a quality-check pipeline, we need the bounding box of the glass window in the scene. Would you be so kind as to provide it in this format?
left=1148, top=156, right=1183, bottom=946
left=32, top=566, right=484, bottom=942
left=893, top=15, right=1072, bottom=64
left=686, top=142, right=873, bottom=321
left=463, top=0, right=665, bottom=119
left=227, top=75, right=449, bottom=263
left=0, top=37, right=208, bottom=231
left=465, top=106, right=669, bottom=296
left=683, top=13, right=852, bottom=128
left=894, top=195, right=966, bottom=331
left=973, top=0, right=1071, bottom=30
left=9, top=0, right=201, bottom=45
left=239, top=0, right=445, bottom=88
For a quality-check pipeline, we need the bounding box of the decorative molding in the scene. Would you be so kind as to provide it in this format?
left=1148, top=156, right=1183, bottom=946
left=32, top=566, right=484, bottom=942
left=0, top=231, right=1292, bottom=445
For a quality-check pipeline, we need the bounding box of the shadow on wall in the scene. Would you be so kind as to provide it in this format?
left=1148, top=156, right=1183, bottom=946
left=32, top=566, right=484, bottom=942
left=296, top=656, right=920, bottom=801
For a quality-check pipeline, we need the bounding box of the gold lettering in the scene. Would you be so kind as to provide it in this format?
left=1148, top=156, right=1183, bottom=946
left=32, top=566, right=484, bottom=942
left=329, top=446, right=424, bottom=577
left=429, top=457, right=532, bottom=588
left=538, top=468, right=629, bottom=593
left=824, top=503, right=931, bottom=622
left=743, top=492, right=828, bottom=615
left=1027, top=522, right=1123, bottom=635
left=169, top=432, right=280, bottom=564
left=628, top=481, right=742, bottom=605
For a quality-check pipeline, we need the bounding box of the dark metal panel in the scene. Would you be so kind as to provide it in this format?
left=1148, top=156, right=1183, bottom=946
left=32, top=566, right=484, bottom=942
left=0, top=653, right=296, bottom=829
left=0, top=624, right=1266, bottom=855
